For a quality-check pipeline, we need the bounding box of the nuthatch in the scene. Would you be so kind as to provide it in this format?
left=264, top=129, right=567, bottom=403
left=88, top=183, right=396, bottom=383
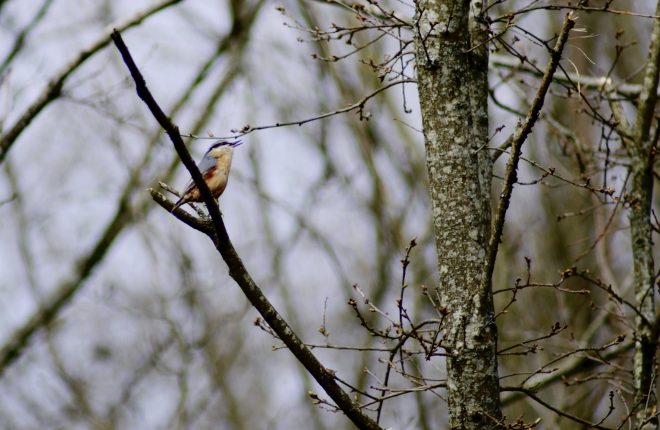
left=172, top=140, right=242, bottom=211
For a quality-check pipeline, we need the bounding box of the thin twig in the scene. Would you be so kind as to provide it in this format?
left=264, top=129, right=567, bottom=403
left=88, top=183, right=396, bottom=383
left=502, top=387, right=612, bottom=429
left=184, top=79, right=415, bottom=140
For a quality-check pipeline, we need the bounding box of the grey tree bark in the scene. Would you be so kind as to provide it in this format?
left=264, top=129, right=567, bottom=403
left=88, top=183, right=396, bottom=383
left=414, top=0, right=502, bottom=428
left=629, top=1, right=660, bottom=428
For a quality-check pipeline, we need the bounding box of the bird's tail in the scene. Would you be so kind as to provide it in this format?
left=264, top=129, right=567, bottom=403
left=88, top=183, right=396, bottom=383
left=171, top=197, right=186, bottom=213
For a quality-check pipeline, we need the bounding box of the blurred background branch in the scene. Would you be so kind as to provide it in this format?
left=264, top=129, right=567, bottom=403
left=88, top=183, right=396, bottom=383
left=0, top=0, right=657, bottom=428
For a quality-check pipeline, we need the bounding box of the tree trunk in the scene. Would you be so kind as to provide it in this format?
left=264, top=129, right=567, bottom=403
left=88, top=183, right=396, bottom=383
left=414, top=0, right=502, bottom=428
left=630, top=2, right=660, bottom=427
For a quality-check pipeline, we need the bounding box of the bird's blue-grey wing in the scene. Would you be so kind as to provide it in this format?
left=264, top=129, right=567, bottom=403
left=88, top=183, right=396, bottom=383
left=181, top=153, right=216, bottom=194
left=197, top=153, right=217, bottom=174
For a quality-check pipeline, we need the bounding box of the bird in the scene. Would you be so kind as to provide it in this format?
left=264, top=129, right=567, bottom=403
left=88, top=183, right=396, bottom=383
left=172, top=140, right=242, bottom=211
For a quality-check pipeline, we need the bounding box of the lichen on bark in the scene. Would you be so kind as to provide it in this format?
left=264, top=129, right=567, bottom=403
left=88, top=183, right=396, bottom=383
left=629, top=2, right=660, bottom=427
left=414, top=0, right=502, bottom=427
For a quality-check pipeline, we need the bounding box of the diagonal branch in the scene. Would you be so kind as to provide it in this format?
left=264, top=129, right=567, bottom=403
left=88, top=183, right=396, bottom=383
left=0, top=0, right=183, bottom=164
left=111, top=29, right=383, bottom=430
left=481, top=14, right=575, bottom=289
left=502, top=387, right=612, bottom=429
left=0, top=0, right=54, bottom=76
left=633, top=5, right=660, bottom=148
left=0, top=7, right=256, bottom=379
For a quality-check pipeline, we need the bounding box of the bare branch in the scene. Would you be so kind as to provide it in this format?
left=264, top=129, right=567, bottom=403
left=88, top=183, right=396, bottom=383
left=502, top=387, right=612, bottom=429
left=0, top=0, right=183, bottom=164
left=482, top=14, right=575, bottom=288
left=184, top=79, right=416, bottom=140
left=111, top=29, right=384, bottom=430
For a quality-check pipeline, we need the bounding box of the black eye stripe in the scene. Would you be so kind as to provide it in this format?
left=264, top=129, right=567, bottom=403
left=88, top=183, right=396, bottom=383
left=209, top=140, right=242, bottom=151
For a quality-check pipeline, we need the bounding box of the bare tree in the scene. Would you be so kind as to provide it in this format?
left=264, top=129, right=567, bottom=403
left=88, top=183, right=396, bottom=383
left=0, top=1, right=659, bottom=429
